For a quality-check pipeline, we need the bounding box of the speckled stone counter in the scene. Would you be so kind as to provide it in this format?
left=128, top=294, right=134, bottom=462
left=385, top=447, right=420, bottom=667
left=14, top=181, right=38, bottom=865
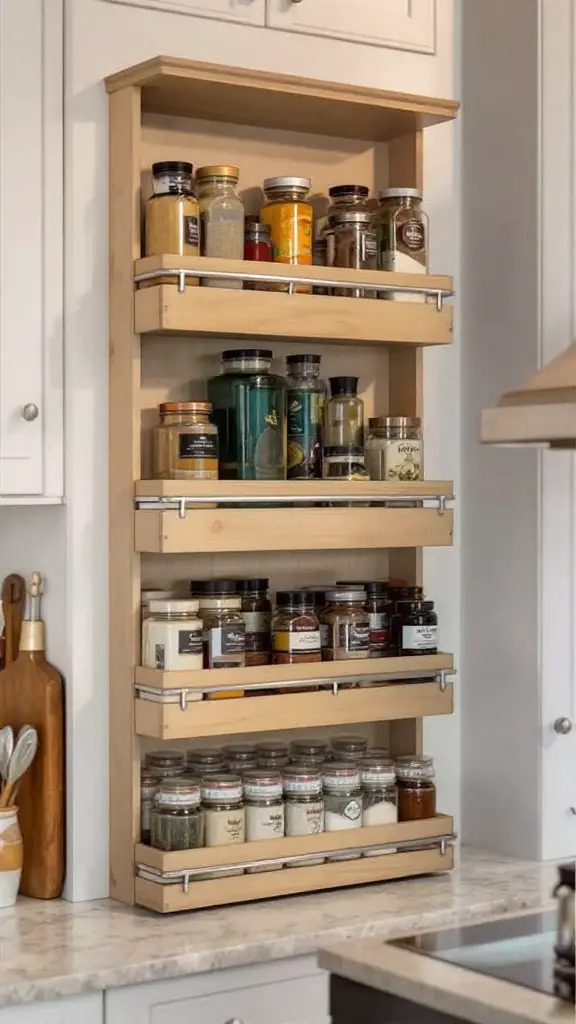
left=0, top=849, right=557, bottom=1007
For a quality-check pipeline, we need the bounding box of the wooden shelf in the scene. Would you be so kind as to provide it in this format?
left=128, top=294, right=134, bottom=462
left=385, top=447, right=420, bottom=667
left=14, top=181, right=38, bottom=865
left=106, top=56, right=459, bottom=142
left=135, top=479, right=454, bottom=501
left=135, top=679, right=454, bottom=740
left=135, top=505, right=453, bottom=554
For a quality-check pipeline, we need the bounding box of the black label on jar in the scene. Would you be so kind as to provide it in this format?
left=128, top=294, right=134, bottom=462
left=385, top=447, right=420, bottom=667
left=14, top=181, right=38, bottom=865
left=221, top=624, right=246, bottom=655
left=178, top=629, right=203, bottom=655
left=399, top=219, right=425, bottom=252
left=154, top=643, right=165, bottom=669
left=338, top=622, right=370, bottom=653
left=365, top=232, right=378, bottom=256
left=184, top=215, right=199, bottom=247
left=178, top=433, right=218, bottom=460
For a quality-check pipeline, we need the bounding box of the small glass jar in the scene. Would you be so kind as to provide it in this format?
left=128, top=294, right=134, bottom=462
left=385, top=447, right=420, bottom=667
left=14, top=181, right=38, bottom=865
left=236, top=578, right=271, bottom=667
left=331, top=736, right=368, bottom=762
left=326, top=212, right=377, bottom=298
left=154, top=401, right=218, bottom=481
left=140, top=767, right=159, bottom=845
left=256, top=740, right=290, bottom=770
left=198, top=581, right=246, bottom=675
left=396, top=755, right=436, bottom=821
left=144, top=749, right=186, bottom=778
left=327, top=184, right=370, bottom=219
left=271, top=591, right=321, bottom=665
left=393, top=599, right=438, bottom=656
left=365, top=417, right=422, bottom=483
left=360, top=758, right=398, bottom=857
left=244, top=220, right=273, bottom=291
left=145, top=161, right=199, bottom=264
left=186, top=747, right=226, bottom=778
left=321, top=590, right=370, bottom=661
left=325, top=376, right=364, bottom=448
left=286, top=354, right=327, bottom=480
left=323, top=446, right=369, bottom=483
left=243, top=770, right=284, bottom=852
left=290, top=737, right=329, bottom=764
left=196, top=165, right=244, bottom=287
left=260, top=176, right=313, bottom=293
left=375, top=188, right=428, bottom=296
left=201, top=774, right=246, bottom=846
left=142, top=599, right=204, bottom=673
left=223, top=743, right=258, bottom=776
left=322, top=763, right=363, bottom=861
left=283, top=765, right=325, bottom=866
left=364, top=582, right=392, bottom=659
left=150, top=778, right=204, bottom=851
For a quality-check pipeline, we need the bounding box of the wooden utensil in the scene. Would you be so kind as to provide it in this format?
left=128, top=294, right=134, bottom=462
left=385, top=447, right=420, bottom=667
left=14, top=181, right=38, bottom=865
left=0, top=726, right=14, bottom=792
left=0, top=726, right=38, bottom=808
left=1, top=575, right=26, bottom=667
left=0, top=573, right=64, bottom=898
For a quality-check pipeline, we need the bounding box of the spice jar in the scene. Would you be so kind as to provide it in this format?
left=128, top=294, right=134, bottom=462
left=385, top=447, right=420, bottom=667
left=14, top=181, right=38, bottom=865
left=142, top=599, right=204, bottom=674
left=324, top=377, right=364, bottom=448
left=201, top=773, right=245, bottom=844
left=322, top=763, right=363, bottom=860
left=140, top=767, right=159, bottom=845
left=321, top=589, right=370, bottom=661
left=236, top=578, right=271, bottom=667
left=283, top=765, right=325, bottom=866
left=141, top=588, right=181, bottom=620
left=144, top=749, right=186, bottom=777
left=272, top=591, right=321, bottom=665
left=396, top=754, right=436, bottom=820
left=327, top=184, right=370, bottom=218
left=223, top=743, right=258, bottom=776
left=326, top=212, right=377, bottom=298
left=260, top=176, right=313, bottom=293
left=365, top=417, right=422, bottom=482
left=196, top=165, right=244, bottom=287
left=290, top=737, right=329, bottom=765
left=208, top=349, right=287, bottom=480
left=243, top=770, right=284, bottom=863
left=286, top=354, right=326, bottom=480
left=331, top=736, right=368, bottom=762
left=360, top=758, right=397, bottom=856
left=198, top=581, right=246, bottom=678
left=244, top=220, right=273, bottom=291
left=154, top=402, right=218, bottom=481
left=388, top=584, right=424, bottom=607
left=364, top=582, right=392, bottom=659
left=145, top=161, right=199, bottom=264
left=393, top=599, right=438, bottom=656
left=186, top=747, right=226, bottom=777
left=323, top=446, right=369, bottom=482
left=150, top=778, right=204, bottom=851
left=256, top=740, right=290, bottom=770
left=375, top=187, right=428, bottom=300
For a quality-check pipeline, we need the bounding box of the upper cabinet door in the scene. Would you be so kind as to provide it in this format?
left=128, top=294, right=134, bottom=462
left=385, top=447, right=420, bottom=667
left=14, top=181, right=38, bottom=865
left=266, top=0, right=436, bottom=53
left=102, top=0, right=266, bottom=27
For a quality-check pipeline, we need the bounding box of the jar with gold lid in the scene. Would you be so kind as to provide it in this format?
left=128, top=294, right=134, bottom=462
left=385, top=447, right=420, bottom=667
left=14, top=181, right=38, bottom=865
left=154, top=401, right=218, bottom=480
left=197, top=165, right=244, bottom=287
left=145, top=161, right=199, bottom=265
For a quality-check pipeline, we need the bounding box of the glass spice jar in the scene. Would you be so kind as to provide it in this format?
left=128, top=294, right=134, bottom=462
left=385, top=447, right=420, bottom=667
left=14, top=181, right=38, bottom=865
left=154, top=402, right=218, bottom=481
left=243, top=770, right=285, bottom=866
left=201, top=774, right=246, bottom=846
left=286, top=354, right=327, bottom=480
left=364, top=582, right=392, bottom=659
left=244, top=220, right=273, bottom=291
left=145, top=161, right=199, bottom=264
left=145, top=749, right=187, bottom=778
left=326, top=211, right=377, bottom=298
left=327, top=184, right=371, bottom=219
left=323, top=446, right=369, bottom=483
left=396, top=755, right=436, bottom=821
left=196, top=165, right=244, bottom=287
left=260, top=176, right=313, bottom=293
left=150, top=778, right=204, bottom=851
left=322, top=762, right=363, bottom=861
left=142, top=599, right=204, bottom=673
left=290, top=737, right=329, bottom=764
left=186, top=746, right=226, bottom=777
left=223, top=743, right=258, bottom=776
left=331, top=736, right=368, bottom=762
left=271, top=591, right=321, bottom=665
left=198, top=581, right=246, bottom=679
left=256, top=740, right=290, bottom=770
left=393, top=599, right=438, bottom=656
left=375, top=187, right=429, bottom=298
left=388, top=584, right=425, bottom=607
left=283, top=765, right=325, bottom=866
left=365, top=416, right=422, bottom=483
left=325, top=376, right=364, bottom=448
left=321, top=589, right=371, bottom=661
left=140, top=767, right=159, bottom=845
left=236, top=578, right=271, bottom=667
left=360, top=758, right=398, bottom=857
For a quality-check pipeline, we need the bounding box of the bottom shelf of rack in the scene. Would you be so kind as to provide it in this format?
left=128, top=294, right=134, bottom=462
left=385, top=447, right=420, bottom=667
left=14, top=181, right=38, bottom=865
left=134, top=815, right=454, bottom=913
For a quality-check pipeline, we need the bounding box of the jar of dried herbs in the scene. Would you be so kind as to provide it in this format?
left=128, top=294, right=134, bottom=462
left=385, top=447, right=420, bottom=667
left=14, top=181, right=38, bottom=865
left=140, top=767, right=159, bottom=845
left=154, top=401, right=218, bottom=480
left=145, top=161, right=199, bottom=263
left=150, top=778, right=204, bottom=851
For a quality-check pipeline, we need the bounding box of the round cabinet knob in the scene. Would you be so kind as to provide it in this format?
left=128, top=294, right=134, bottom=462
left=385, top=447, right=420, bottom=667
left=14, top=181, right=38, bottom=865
left=554, top=717, right=573, bottom=735
left=22, top=403, right=39, bottom=422
left=291, top=0, right=305, bottom=4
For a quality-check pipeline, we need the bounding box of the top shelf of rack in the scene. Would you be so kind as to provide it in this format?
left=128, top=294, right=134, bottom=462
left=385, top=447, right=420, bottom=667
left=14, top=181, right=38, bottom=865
left=105, top=56, right=459, bottom=142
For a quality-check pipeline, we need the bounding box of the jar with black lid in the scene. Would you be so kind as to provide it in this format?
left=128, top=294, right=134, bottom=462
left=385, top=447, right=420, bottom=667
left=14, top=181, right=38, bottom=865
left=396, top=754, right=436, bottom=821
left=327, top=185, right=370, bottom=218
left=272, top=591, right=321, bottom=665
left=236, top=578, right=271, bottom=667
left=364, top=581, right=392, bottom=659
left=198, top=580, right=246, bottom=682
left=393, top=599, right=438, bottom=656
left=290, top=737, right=329, bottom=766
left=256, top=740, right=290, bottom=770
left=388, top=584, right=424, bottom=606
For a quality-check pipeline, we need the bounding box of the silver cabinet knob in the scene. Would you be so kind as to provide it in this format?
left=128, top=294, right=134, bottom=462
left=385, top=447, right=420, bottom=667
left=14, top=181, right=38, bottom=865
left=22, top=403, right=39, bottom=422
left=554, top=717, right=573, bottom=735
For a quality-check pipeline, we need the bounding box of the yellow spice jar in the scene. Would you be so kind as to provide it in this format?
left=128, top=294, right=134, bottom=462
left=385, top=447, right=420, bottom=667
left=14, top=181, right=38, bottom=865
left=154, top=401, right=218, bottom=480
left=260, top=176, right=313, bottom=293
left=145, top=161, right=200, bottom=272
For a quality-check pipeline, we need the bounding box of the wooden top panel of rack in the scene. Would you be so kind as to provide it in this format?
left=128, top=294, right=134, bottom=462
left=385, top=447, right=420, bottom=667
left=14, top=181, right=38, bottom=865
left=105, top=57, right=459, bottom=142
left=135, top=480, right=454, bottom=499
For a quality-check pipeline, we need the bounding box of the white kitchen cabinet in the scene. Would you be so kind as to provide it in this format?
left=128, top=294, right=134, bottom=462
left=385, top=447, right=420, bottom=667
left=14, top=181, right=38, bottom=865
left=0, top=0, right=63, bottom=501
left=266, top=0, right=436, bottom=53
left=0, top=993, right=103, bottom=1024
left=105, top=957, right=329, bottom=1024
left=102, top=0, right=266, bottom=28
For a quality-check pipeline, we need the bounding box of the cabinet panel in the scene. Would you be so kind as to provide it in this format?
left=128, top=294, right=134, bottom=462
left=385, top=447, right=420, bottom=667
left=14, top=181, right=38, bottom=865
left=0, top=993, right=103, bottom=1024
left=102, top=0, right=265, bottom=27
left=266, top=0, right=436, bottom=53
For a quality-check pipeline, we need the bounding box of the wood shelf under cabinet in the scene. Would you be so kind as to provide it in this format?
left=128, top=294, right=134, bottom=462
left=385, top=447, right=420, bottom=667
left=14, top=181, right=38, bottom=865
left=135, top=479, right=454, bottom=500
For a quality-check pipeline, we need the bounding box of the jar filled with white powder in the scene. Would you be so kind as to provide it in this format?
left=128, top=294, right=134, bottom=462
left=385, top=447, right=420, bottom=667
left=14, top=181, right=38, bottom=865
left=283, top=765, right=325, bottom=867
left=360, top=758, right=398, bottom=857
left=322, top=762, right=363, bottom=861
left=142, top=598, right=203, bottom=674
left=243, top=770, right=284, bottom=873
left=200, top=774, right=245, bottom=878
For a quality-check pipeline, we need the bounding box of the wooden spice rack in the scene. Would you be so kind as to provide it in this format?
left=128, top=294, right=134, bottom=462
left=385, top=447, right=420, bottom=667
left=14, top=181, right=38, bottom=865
left=107, top=56, right=459, bottom=913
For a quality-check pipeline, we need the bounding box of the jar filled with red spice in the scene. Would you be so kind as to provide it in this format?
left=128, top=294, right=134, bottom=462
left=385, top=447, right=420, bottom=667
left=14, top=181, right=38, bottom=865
left=271, top=591, right=321, bottom=665
left=244, top=219, right=273, bottom=290
left=396, top=754, right=436, bottom=821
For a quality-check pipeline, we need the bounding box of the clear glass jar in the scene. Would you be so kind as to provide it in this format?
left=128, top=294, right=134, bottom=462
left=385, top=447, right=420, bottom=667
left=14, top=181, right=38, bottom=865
left=154, top=401, right=218, bottom=481
left=150, top=778, right=204, bottom=851
left=290, top=737, right=329, bottom=764
left=223, top=743, right=258, bottom=774
left=323, top=445, right=369, bottom=483
left=140, top=767, right=159, bottom=845
left=272, top=591, right=321, bottom=665
left=256, top=740, right=290, bottom=770
left=283, top=766, right=325, bottom=866
left=260, top=176, right=313, bottom=293
left=393, top=599, right=438, bottom=656
left=200, top=774, right=245, bottom=878
left=186, top=746, right=226, bottom=777
left=144, top=749, right=186, bottom=778
left=285, top=354, right=326, bottom=480
left=332, top=736, right=368, bottom=762
left=207, top=349, right=287, bottom=481
left=325, top=377, right=364, bottom=447
left=326, top=212, right=377, bottom=298
left=322, top=763, right=363, bottom=861
left=141, top=588, right=181, bottom=621
left=196, top=165, right=244, bottom=287
left=395, top=754, right=436, bottom=821
left=363, top=581, right=392, bottom=659
left=327, top=184, right=370, bottom=219
left=321, top=590, right=370, bottom=661
left=244, top=220, right=273, bottom=291
left=365, top=416, right=422, bottom=482
left=236, top=578, right=271, bottom=667
left=145, top=161, right=199, bottom=265
left=142, top=599, right=204, bottom=673
left=374, top=187, right=429, bottom=300
left=243, top=770, right=285, bottom=866
left=360, top=758, right=398, bottom=857
left=198, top=581, right=246, bottom=675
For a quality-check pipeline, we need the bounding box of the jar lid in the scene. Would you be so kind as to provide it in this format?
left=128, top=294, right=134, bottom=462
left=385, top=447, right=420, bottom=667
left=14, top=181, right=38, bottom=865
left=332, top=736, right=368, bottom=753
left=152, top=161, right=193, bottom=176
left=325, top=589, right=366, bottom=604
left=362, top=747, right=391, bottom=761
left=286, top=353, right=322, bottom=365
left=202, top=579, right=238, bottom=595
left=388, top=585, right=424, bottom=601
left=396, top=599, right=435, bottom=614
left=263, top=175, right=311, bottom=190
left=140, top=767, right=159, bottom=783
left=222, top=348, right=273, bottom=360
left=275, top=590, right=315, bottom=609
left=141, top=588, right=181, bottom=602
left=359, top=758, right=396, bottom=787
left=197, top=164, right=239, bottom=179
left=200, top=774, right=243, bottom=802
left=329, top=184, right=370, bottom=199
left=324, top=446, right=364, bottom=458
left=159, top=401, right=213, bottom=415
left=148, top=598, right=199, bottom=615
left=368, top=416, right=421, bottom=429
left=290, top=738, right=328, bottom=756
left=256, top=740, right=289, bottom=756
left=330, top=211, right=373, bottom=225
left=242, top=770, right=283, bottom=799
left=145, top=749, right=186, bottom=768
left=322, top=762, right=361, bottom=790
left=223, top=743, right=257, bottom=759
left=329, top=375, right=359, bottom=396
left=156, top=777, right=201, bottom=808
left=282, top=765, right=322, bottom=793
left=236, top=578, right=270, bottom=594
left=395, top=754, right=435, bottom=780
left=378, top=187, right=423, bottom=200
left=186, top=746, right=224, bottom=766
left=244, top=220, right=271, bottom=239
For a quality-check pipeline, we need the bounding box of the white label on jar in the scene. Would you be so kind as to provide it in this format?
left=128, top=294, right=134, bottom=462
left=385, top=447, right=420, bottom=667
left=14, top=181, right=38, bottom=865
left=244, top=783, right=283, bottom=799
left=285, top=800, right=324, bottom=836
left=325, top=806, right=362, bottom=831
left=338, top=622, right=370, bottom=654
left=273, top=630, right=321, bottom=653
left=384, top=439, right=422, bottom=482
left=204, top=806, right=245, bottom=846
left=156, top=791, right=199, bottom=807
left=402, top=624, right=438, bottom=651
left=283, top=779, right=322, bottom=795
left=361, top=769, right=395, bottom=787
left=202, top=785, right=243, bottom=802
left=362, top=801, right=398, bottom=826
left=323, top=774, right=360, bottom=792
left=242, top=611, right=270, bottom=634
left=246, top=803, right=285, bottom=841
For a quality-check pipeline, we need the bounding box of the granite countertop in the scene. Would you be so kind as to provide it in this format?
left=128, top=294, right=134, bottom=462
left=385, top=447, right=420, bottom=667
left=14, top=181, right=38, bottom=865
left=0, top=849, right=557, bottom=1007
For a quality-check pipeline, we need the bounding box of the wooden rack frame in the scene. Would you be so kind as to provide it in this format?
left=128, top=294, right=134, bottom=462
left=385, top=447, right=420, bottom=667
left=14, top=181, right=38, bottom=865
left=108, top=56, right=458, bottom=912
